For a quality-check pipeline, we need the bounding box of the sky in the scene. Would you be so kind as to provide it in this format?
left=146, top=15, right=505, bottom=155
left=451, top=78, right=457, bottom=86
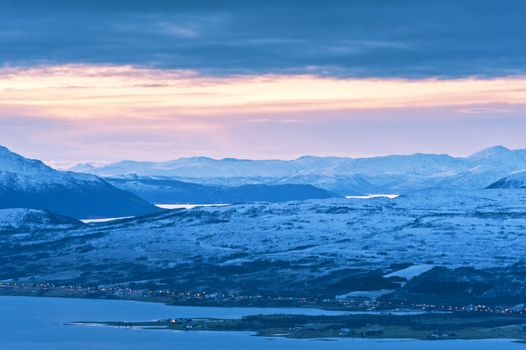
left=1, top=0, right=525, bottom=165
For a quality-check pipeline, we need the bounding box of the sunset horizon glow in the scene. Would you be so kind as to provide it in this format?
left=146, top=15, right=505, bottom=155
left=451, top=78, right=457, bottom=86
left=2, top=65, right=526, bottom=119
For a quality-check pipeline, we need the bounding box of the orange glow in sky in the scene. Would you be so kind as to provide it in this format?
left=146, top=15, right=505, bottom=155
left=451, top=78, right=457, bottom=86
left=1, top=65, right=525, bottom=120
left=2, top=64, right=526, bottom=163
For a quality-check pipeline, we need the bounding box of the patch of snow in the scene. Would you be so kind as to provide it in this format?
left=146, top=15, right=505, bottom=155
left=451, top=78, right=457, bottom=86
left=336, top=289, right=395, bottom=300
left=384, top=265, right=435, bottom=280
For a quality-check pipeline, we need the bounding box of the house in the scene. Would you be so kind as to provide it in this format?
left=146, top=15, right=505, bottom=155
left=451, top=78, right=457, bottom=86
left=426, top=331, right=459, bottom=340
left=363, top=328, right=383, bottom=336
left=338, top=328, right=354, bottom=336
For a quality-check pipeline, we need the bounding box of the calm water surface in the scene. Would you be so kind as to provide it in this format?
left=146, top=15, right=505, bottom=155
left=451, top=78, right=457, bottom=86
left=1, top=296, right=523, bottom=350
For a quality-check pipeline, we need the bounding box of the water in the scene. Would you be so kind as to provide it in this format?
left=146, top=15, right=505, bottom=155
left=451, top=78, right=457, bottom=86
left=1, top=296, right=523, bottom=350
left=155, top=204, right=228, bottom=209
left=80, top=204, right=228, bottom=223
left=80, top=216, right=134, bottom=223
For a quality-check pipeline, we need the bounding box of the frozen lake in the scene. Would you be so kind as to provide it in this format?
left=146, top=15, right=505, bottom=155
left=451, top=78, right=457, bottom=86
left=81, top=204, right=228, bottom=223
left=155, top=203, right=228, bottom=209
left=1, top=296, right=524, bottom=350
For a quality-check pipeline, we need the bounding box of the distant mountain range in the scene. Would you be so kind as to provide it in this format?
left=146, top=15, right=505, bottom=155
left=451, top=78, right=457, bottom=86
left=107, top=175, right=341, bottom=204
left=0, top=146, right=160, bottom=219
left=70, top=145, right=526, bottom=195
left=2, top=144, right=525, bottom=220
left=0, top=146, right=345, bottom=216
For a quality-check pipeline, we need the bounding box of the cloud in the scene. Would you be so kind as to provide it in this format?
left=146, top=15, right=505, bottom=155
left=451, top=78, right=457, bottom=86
left=1, top=1, right=525, bottom=77
left=242, top=118, right=273, bottom=124
left=2, top=65, right=526, bottom=122
left=2, top=63, right=526, bottom=163
left=456, top=107, right=513, bottom=114
left=157, top=22, right=199, bottom=38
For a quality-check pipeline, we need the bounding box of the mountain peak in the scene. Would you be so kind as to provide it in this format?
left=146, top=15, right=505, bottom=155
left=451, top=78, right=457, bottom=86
left=68, top=162, right=96, bottom=173
left=0, top=145, right=17, bottom=157
left=468, top=145, right=512, bottom=159
left=0, top=145, right=161, bottom=219
left=0, top=145, right=51, bottom=174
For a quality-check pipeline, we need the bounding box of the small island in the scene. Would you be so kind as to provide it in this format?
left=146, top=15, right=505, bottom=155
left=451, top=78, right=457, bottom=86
left=73, top=312, right=526, bottom=341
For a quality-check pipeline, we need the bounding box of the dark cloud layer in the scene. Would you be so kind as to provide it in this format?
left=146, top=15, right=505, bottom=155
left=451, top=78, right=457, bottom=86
left=1, top=0, right=525, bottom=77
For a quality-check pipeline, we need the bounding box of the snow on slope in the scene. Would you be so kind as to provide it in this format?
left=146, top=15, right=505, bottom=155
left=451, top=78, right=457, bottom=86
left=71, top=152, right=468, bottom=178
left=487, top=171, right=526, bottom=189
left=0, top=145, right=99, bottom=189
left=70, top=145, right=526, bottom=193
left=433, top=146, right=526, bottom=189
left=5, top=189, right=526, bottom=292
left=0, top=208, right=83, bottom=232
left=0, top=146, right=160, bottom=219
left=384, top=265, right=435, bottom=280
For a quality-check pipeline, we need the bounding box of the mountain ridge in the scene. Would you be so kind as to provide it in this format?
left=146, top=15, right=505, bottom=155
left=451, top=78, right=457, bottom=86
left=0, top=146, right=161, bottom=219
left=67, top=145, right=526, bottom=194
left=487, top=171, right=526, bottom=189
left=107, top=175, right=342, bottom=204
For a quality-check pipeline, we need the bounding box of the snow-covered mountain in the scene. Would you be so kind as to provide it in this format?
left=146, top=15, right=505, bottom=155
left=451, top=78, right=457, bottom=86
left=433, top=146, right=526, bottom=190
left=70, top=152, right=467, bottom=179
left=107, top=175, right=341, bottom=204
left=487, top=171, right=526, bottom=189
left=71, top=146, right=526, bottom=194
left=0, top=146, right=160, bottom=219
left=467, top=145, right=526, bottom=168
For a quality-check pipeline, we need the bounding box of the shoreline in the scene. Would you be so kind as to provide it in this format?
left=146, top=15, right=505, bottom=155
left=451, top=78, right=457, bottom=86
left=0, top=290, right=348, bottom=312
left=1, top=284, right=523, bottom=315
left=3, top=293, right=526, bottom=344
left=0, top=293, right=433, bottom=318
left=0, top=284, right=387, bottom=312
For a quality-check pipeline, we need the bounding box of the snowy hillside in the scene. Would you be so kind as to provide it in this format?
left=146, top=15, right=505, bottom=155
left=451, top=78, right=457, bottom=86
left=4, top=189, right=526, bottom=301
left=0, top=146, right=160, bottom=219
left=433, top=146, right=526, bottom=189
left=70, top=152, right=467, bottom=178
left=487, top=171, right=526, bottom=189
left=70, top=146, right=526, bottom=193
left=0, top=208, right=83, bottom=232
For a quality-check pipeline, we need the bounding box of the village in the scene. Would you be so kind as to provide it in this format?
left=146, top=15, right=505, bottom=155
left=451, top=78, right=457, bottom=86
left=2, top=281, right=526, bottom=316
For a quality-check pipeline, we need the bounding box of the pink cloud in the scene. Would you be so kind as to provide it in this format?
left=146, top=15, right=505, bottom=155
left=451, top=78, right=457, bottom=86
left=2, top=65, right=526, bottom=122
left=2, top=64, right=526, bottom=163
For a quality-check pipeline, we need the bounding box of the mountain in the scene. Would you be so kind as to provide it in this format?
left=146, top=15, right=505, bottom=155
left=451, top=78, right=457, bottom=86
left=69, top=146, right=526, bottom=193
left=68, top=162, right=97, bottom=173
left=69, top=152, right=467, bottom=179
left=487, top=171, right=526, bottom=189
left=0, top=146, right=161, bottom=219
left=106, top=175, right=341, bottom=203
left=433, top=146, right=526, bottom=190
left=467, top=145, right=524, bottom=167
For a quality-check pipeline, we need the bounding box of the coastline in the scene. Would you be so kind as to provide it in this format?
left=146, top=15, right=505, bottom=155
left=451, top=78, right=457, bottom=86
left=63, top=306, right=526, bottom=342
